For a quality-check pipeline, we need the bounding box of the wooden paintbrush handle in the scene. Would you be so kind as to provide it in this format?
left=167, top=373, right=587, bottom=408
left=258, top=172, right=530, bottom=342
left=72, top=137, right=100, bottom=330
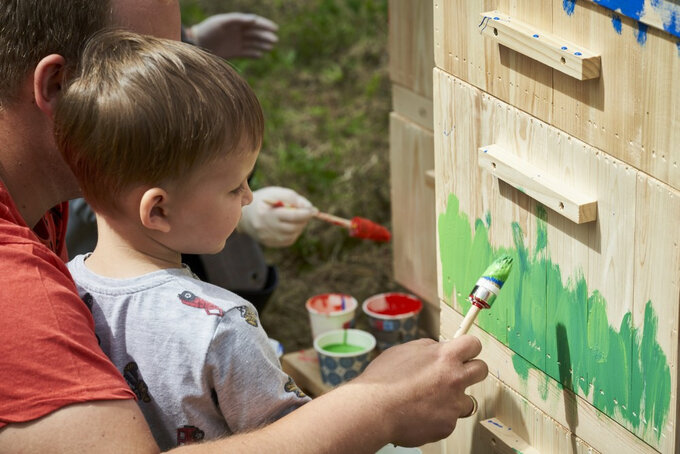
left=264, top=199, right=353, bottom=229
left=314, top=211, right=352, bottom=229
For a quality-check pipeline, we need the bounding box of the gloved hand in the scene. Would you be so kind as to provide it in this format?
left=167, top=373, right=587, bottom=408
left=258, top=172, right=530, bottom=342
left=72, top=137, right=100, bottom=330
left=238, top=187, right=316, bottom=248
left=188, top=13, right=279, bottom=60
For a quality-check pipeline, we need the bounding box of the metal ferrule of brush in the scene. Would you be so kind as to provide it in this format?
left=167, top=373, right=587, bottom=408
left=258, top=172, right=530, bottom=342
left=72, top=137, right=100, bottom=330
left=468, top=276, right=501, bottom=309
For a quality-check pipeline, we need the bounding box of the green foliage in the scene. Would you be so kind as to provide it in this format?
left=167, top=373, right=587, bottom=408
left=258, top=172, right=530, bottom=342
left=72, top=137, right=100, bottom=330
left=180, top=0, right=391, bottom=263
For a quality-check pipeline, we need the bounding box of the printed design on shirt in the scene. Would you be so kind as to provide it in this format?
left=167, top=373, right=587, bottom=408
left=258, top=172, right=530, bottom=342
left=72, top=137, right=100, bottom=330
left=284, top=376, right=306, bottom=398
left=81, top=293, right=101, bottom=345
left=237, top=306, right=258, bottom=327
left=178, top=290, right=224, bottom=316
left=82, top=292, right=95, bottom=311
left=123, top=362, right=152, bottom=403
left=177, top=425, right=205, bottom=446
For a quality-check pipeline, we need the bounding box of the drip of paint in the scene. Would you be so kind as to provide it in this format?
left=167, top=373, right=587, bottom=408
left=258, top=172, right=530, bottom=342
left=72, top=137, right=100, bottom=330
left=469, top=255, right=514, bottom=309
left=350, top=217, right=391, bottom=242
left=322, top=343, right=365, bottom=354
left=636, top=21, right=648, bottom=45
left=611, top=14, right=623, bottom=34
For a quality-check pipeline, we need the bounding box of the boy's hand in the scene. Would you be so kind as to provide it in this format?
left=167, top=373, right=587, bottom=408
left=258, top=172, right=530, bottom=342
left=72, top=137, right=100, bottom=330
left=239, top=186, right=314, bottom=247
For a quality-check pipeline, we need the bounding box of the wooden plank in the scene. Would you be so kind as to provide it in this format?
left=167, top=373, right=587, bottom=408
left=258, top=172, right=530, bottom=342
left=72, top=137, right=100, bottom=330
left=281, top=348, right=333, bottom=398
left=389, top=113, right=439, bottom=311
left=633, top=174, right=680, bottom=453
left=392, top=83, right=434, bottom=131
left=440, top=302, right=654, bottom=454
left=434, top=0, right=553, bottom=123
left=478, top=143, right=598, bottom=224
left=542, top=129, right=592, bottom=403
left=480, top=10, right=601, bottom=80
left=388, top=0, right=434, bottom=98
left=552, top=0, right=680, bottom=191
left=434, top=69, right=485, bottom=310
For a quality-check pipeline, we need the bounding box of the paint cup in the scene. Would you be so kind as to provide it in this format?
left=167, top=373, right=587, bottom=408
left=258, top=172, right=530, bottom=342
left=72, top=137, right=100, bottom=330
left=362, top=292, right=423, bottom=351
left=313, top=329, right=376, bottom=386
left=305, top=293, right=358, bottom=341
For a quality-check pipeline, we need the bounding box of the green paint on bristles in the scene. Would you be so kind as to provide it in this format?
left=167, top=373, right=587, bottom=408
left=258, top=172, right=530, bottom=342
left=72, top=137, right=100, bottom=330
left=482, top=254, right=514, bottom=285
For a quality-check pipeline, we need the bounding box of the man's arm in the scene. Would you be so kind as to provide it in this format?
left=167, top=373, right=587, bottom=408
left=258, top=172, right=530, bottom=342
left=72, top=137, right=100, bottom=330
left=0, top=400, right=159, bottom=454
left=0, top=336, right=486, bottom=453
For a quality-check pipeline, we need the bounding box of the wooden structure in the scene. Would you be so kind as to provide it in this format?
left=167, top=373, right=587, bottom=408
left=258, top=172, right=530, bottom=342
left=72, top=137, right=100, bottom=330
left=388, top=0, right=438, bottom=338
left=389, top=1, right=680, bottom=453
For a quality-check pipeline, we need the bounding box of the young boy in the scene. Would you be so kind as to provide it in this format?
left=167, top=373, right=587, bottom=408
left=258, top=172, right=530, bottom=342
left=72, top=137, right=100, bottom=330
left=53, top=29, right=309, bottom=450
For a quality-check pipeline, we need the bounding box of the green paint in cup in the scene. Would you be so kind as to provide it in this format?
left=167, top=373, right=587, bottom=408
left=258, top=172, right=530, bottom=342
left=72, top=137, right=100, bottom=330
left=321, top=343, right=366, bottom=354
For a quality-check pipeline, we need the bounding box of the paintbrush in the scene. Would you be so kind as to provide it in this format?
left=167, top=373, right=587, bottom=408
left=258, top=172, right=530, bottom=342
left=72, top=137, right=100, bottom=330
left=264, top=199, right=391, bottom=242
left=453, top=255, right=514, bottom=338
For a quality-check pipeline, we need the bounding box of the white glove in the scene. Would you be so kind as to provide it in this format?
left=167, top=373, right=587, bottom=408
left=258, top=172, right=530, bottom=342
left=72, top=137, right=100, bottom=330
left=189, top=13, right=279, bottom=60
left=239, top=187, right=316, bottom=248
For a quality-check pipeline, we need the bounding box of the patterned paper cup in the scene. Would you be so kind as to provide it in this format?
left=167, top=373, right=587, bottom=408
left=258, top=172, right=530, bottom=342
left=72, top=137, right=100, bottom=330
left=362, top=292, right=423, bottom=351
left=313, top=329, right=376, bottom=386
left=305, top=293, right=358, bottom=341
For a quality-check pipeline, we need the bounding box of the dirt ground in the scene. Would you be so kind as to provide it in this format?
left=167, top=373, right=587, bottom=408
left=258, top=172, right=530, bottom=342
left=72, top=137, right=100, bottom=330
left=260, top=239, right=408, bottom=353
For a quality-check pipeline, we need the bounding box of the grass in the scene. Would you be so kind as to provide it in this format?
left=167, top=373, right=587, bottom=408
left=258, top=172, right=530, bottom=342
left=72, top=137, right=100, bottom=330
left=180, top=0, right=402, bottom=351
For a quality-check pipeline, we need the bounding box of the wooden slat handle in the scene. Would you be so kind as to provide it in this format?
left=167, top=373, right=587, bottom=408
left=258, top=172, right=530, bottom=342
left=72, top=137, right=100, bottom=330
left=479, top=10, right=601, bottom=80
left=425, top=169, right=435, bottom=188
left=478, top=144, right=597, bottom=224
left=479, top=418, right=541, bottom=454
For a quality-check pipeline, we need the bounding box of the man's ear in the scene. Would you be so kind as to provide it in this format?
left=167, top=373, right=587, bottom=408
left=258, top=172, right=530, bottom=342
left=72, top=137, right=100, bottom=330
left=33, top=54, right=67, bottom=117
left=139, top=188, right=172, bottom=233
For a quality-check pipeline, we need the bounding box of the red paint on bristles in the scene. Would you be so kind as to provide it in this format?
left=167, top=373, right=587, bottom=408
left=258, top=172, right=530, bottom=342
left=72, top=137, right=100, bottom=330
left=349, top=217, right=391, bottom=242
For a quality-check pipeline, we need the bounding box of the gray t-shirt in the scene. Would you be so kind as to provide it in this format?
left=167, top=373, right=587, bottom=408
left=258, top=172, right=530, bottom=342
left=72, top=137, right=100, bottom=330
left=67, top=254, right=309, bottom=451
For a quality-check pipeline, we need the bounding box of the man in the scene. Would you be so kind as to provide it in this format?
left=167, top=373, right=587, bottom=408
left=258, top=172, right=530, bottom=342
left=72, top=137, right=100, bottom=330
left=0, top=1, right=488, bottom=452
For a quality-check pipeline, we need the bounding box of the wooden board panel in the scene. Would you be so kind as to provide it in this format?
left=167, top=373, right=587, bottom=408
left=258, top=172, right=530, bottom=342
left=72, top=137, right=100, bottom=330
left=392, top=83, right=433, bottom=131
left=440, top=302, right=656, bottom=453
left=388, top=0, right=435, bottom=98
left=435, top=72, right=674, bottom=451
left=389, top=113, right=439, bottom=318
left=434, top=0, right=553, bottom=123
left=435, top=0, right=680, bottom=190
left=552, top=0, right=680, bottom=190
left=633, top=174, right=680, bottom=453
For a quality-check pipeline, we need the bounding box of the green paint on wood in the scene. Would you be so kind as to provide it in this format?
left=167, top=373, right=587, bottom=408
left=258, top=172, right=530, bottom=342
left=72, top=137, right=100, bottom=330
left=438, top=193, right=671, bottom=439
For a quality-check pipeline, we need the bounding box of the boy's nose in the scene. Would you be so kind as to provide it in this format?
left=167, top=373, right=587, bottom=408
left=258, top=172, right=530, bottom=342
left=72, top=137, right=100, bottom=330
left=242, top=186, right=254, bottom=206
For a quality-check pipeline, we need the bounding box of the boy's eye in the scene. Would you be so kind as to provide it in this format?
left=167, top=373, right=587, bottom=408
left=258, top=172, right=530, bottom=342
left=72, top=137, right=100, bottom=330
left=231, top=183, right=247, bottom=194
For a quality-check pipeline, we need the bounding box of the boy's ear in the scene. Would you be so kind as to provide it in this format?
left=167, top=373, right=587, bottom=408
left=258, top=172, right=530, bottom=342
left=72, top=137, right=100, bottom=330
left=139, top=188, right=172, bottom=233
left=33, top=54, right=67, bottom=117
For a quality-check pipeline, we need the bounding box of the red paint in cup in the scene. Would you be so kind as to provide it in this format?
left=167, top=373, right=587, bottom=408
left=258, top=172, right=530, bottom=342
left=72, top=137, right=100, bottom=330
left=306, top=293, right=356, bottom=315
left=363, top=292, right=422, bottom=318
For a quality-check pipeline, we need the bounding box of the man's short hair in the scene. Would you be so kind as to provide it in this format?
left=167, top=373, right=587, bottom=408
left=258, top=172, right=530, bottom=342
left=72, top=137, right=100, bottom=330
left=54, top=30, right=264, bottom=214
left=0, top=0, right=110, bottom=105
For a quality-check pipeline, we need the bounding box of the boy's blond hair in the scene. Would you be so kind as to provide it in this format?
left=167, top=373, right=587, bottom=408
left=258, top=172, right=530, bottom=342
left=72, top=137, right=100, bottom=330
left=54, top=29, right=264, bottom=214
left=0, top=0, right=110, bottom=106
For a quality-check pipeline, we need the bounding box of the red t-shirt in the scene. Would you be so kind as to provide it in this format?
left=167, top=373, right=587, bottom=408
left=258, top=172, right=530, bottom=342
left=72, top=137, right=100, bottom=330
left=0, top=182, right=134, bottom=427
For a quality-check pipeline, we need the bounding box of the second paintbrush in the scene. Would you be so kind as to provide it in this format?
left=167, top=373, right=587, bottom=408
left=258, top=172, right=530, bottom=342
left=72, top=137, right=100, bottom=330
left=264, top=199, right=391, bottom=242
